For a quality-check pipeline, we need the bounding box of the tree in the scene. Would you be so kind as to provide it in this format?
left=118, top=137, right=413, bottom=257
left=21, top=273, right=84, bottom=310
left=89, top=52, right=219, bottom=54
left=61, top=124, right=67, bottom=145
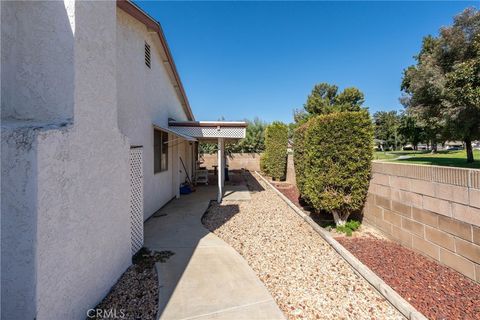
left=373, top=111, right=401, bottom=150
left=397, top=113, right=425, bottom=150
left=303, top=83, right=366, bottom=117
left=334, top=87, right=365, bottom=112
left=292, top=108, right=310, bottom=126
left=230, top=118, right=267, bottom=153
left=401, top=49, right=445, bottom=153
left=443, top=50, right=480, bottom=162
left=440, top=13, right=480, bottom=163
left=304, top=83, right=339, bottom=115
left=199, top=118, right=267, bottom=154
left=401, top=8, right=480, bottom=162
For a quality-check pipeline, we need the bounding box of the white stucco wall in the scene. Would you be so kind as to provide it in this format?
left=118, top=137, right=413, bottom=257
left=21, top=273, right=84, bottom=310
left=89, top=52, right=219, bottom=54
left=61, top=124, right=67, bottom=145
left=1, top=123, right=39, bottom=319
left=1, top=1, right=131, bottom=319
left=1, top=1, right=74, bottom=123
left=116, top=8, right=190, bottom=219
left=2, top=2, right=196, bottom=318
left=35, top=2, right=131, bottom=319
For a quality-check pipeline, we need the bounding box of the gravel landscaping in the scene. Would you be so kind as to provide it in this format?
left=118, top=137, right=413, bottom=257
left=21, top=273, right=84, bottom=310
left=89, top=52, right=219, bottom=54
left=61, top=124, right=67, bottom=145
left=203, top=172, right=404, bottom=320
left=337, top=237, right=480, bottom=320
left=91, top=249, right=174, bottom=320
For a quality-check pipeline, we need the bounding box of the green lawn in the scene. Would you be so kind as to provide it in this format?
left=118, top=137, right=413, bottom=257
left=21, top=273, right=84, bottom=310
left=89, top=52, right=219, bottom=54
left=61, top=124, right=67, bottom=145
left=373, top=150, right=426, bottom=160
left=374, top=150, right=480, bottom=169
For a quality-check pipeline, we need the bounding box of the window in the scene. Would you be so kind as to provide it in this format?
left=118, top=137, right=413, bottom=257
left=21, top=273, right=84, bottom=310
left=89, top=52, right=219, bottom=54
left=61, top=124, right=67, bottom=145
left=145, top=42, right=151, bottom=68
left=154, top=130, right=168, bottom=173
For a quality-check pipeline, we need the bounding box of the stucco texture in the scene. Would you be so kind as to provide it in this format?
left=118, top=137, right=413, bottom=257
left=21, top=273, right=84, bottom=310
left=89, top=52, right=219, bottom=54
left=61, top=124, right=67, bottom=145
left=2, top=1, right=197, bottom=318
left=1, top=124, right=39, bottom=319
left=116, top=8, right=191, bottom=219
left=1, top=1, right=74, bottom=123
left=2, top=2, right=131, bottom=319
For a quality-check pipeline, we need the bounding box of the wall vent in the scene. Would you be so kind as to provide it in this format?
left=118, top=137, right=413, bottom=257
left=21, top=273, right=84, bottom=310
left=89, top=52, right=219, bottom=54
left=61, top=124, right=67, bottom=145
left=145, top=42, right=151, bottom=68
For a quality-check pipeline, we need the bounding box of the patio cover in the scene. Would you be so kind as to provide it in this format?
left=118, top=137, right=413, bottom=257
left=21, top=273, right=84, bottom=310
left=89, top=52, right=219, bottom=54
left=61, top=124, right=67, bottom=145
left=168, top=121, right=247, bottom=140
left=153, top=123, right=197, bottom=142
left=168, top=121, right=248, bottom=203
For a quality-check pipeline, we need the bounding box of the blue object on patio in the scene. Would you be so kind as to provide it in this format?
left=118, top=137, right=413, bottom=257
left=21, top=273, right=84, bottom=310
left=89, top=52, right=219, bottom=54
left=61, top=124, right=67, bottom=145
left=180, top=185, right=192, bottom=194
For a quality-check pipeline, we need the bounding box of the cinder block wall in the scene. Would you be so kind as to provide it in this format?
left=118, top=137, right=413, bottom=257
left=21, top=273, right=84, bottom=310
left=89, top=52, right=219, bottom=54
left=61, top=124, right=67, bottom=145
left=364, top=162, right=480, bottom=282
left=201, top=153, right=262, bottom=171
left=286, top=154, right=296, bottom=184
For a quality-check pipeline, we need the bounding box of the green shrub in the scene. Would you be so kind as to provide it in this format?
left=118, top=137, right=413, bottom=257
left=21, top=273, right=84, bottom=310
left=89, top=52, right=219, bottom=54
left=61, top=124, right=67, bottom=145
left=264, top=122, right=288, bottom=180
left=335, top=220, right=361, bottom=236
left=293, top=124, right=307, bottom=195
left=297, top=111, right=373, bottom=225
left=260, top=153, right=268, bottom=173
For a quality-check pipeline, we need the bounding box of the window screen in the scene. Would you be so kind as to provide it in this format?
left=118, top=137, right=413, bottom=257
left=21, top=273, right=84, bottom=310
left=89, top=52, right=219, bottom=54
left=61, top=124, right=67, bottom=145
left=154, top=130, right=168, bottom=173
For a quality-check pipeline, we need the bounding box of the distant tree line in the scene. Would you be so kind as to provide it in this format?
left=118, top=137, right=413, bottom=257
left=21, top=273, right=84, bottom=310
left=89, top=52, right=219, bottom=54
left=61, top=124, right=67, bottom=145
left=373, top=111, right=426, bottom=151
left=199, top=117, right=267, bottom=155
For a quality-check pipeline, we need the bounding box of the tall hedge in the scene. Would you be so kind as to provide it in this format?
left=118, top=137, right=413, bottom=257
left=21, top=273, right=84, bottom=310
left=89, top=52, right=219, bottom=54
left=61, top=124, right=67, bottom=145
left=294, top=111, right=373, bottom=225
left=263, top=121, right=288, bottom=180
left=293, top=123, right=307, bottom=193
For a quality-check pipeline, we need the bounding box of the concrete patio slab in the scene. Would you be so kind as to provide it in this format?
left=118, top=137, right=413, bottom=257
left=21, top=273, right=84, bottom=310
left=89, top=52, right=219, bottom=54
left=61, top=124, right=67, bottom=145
left=222, top=185, right=251, bottom=201
left=144, top=184, right=284, bottom=320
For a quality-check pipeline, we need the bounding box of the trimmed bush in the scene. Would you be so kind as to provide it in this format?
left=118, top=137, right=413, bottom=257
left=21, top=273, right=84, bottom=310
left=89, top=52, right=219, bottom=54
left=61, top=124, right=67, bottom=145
left=293, top=123, right=307, bottom=193
left=264, top=121, right=288, bottom=180
left=260, top=153, right=268, bottom=173
left=295, top=111, right=373, bottom=225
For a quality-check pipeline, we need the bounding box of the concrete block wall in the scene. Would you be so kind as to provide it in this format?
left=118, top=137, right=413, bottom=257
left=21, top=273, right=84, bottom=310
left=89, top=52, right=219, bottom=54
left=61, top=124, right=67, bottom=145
left=364, top=162, right=480, bottom=282
left=201, top=153, right=262, bottom=171
left=286, top=154, right=296, bottom=184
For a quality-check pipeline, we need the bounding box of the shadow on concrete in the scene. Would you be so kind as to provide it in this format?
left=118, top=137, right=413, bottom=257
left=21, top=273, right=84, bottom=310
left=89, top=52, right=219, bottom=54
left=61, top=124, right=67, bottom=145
left=143, top=170, right=283, bottom=319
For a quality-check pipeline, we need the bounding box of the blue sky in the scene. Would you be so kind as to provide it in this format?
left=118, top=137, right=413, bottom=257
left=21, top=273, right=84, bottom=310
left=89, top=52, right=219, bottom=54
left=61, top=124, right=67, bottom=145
left=136, top=1, right=475, bottom=123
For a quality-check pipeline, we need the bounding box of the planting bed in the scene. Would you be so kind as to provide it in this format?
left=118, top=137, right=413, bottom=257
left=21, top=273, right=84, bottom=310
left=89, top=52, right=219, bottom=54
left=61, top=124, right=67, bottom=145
left=203, top=172, right=403, bottom=320
left=268, top=173, right=480, bottom=319
left=336, top=237, right=480, bottom=320
left=272, top=182, right=301, bottom=207
left=91, top=249, right=174, bottom=320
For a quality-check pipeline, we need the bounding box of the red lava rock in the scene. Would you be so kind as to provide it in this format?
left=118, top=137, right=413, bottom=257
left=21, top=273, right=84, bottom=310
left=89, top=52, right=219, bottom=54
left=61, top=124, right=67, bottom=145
left=336, top=237, right=480, bottom=320
left=273, top=183, right=302, bottom=206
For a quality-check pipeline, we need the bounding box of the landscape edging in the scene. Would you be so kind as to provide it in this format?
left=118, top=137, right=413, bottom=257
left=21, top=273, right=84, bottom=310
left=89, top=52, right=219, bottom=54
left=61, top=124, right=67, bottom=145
left=255, top=171, right=427, bottom=320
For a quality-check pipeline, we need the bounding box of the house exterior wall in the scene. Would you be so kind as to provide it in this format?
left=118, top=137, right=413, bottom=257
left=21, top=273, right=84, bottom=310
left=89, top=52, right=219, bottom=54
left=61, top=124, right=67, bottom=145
left=116, top=8, right=190, bottom=219
left=1, top=0, right=74, bottom=123
left=1, top=124, right=39, bottom=318
left=364, top=162, right=480, bottom=282
left=1, top=1, right=131, bottom=319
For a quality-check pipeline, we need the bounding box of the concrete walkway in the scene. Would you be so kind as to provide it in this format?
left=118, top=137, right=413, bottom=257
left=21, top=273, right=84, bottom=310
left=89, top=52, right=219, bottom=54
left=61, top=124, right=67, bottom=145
left=144, top=184, right=285, bottom=320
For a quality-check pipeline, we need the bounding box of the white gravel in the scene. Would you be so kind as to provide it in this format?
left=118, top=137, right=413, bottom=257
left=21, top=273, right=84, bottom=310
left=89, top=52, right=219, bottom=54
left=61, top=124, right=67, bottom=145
left=203, top=172, right=405, bottom=320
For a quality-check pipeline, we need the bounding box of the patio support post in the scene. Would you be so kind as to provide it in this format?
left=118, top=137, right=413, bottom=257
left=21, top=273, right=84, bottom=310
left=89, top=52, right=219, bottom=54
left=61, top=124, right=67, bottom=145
left=173, top=142, right=180, bottom=199
left=217, top=138, right=224, bottom=203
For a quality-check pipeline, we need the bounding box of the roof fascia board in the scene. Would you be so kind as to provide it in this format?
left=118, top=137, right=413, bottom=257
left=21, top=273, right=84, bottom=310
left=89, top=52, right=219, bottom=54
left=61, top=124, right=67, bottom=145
left=169, top=121, right=248, bottom=128
left=117, top=0, right=195, bottom=121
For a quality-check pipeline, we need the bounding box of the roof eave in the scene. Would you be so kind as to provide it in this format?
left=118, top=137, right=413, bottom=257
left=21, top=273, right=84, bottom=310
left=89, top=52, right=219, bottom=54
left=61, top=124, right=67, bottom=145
left=168, top=121, right=248, bottom=128
left=117, top=0, right=195, bottom=121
